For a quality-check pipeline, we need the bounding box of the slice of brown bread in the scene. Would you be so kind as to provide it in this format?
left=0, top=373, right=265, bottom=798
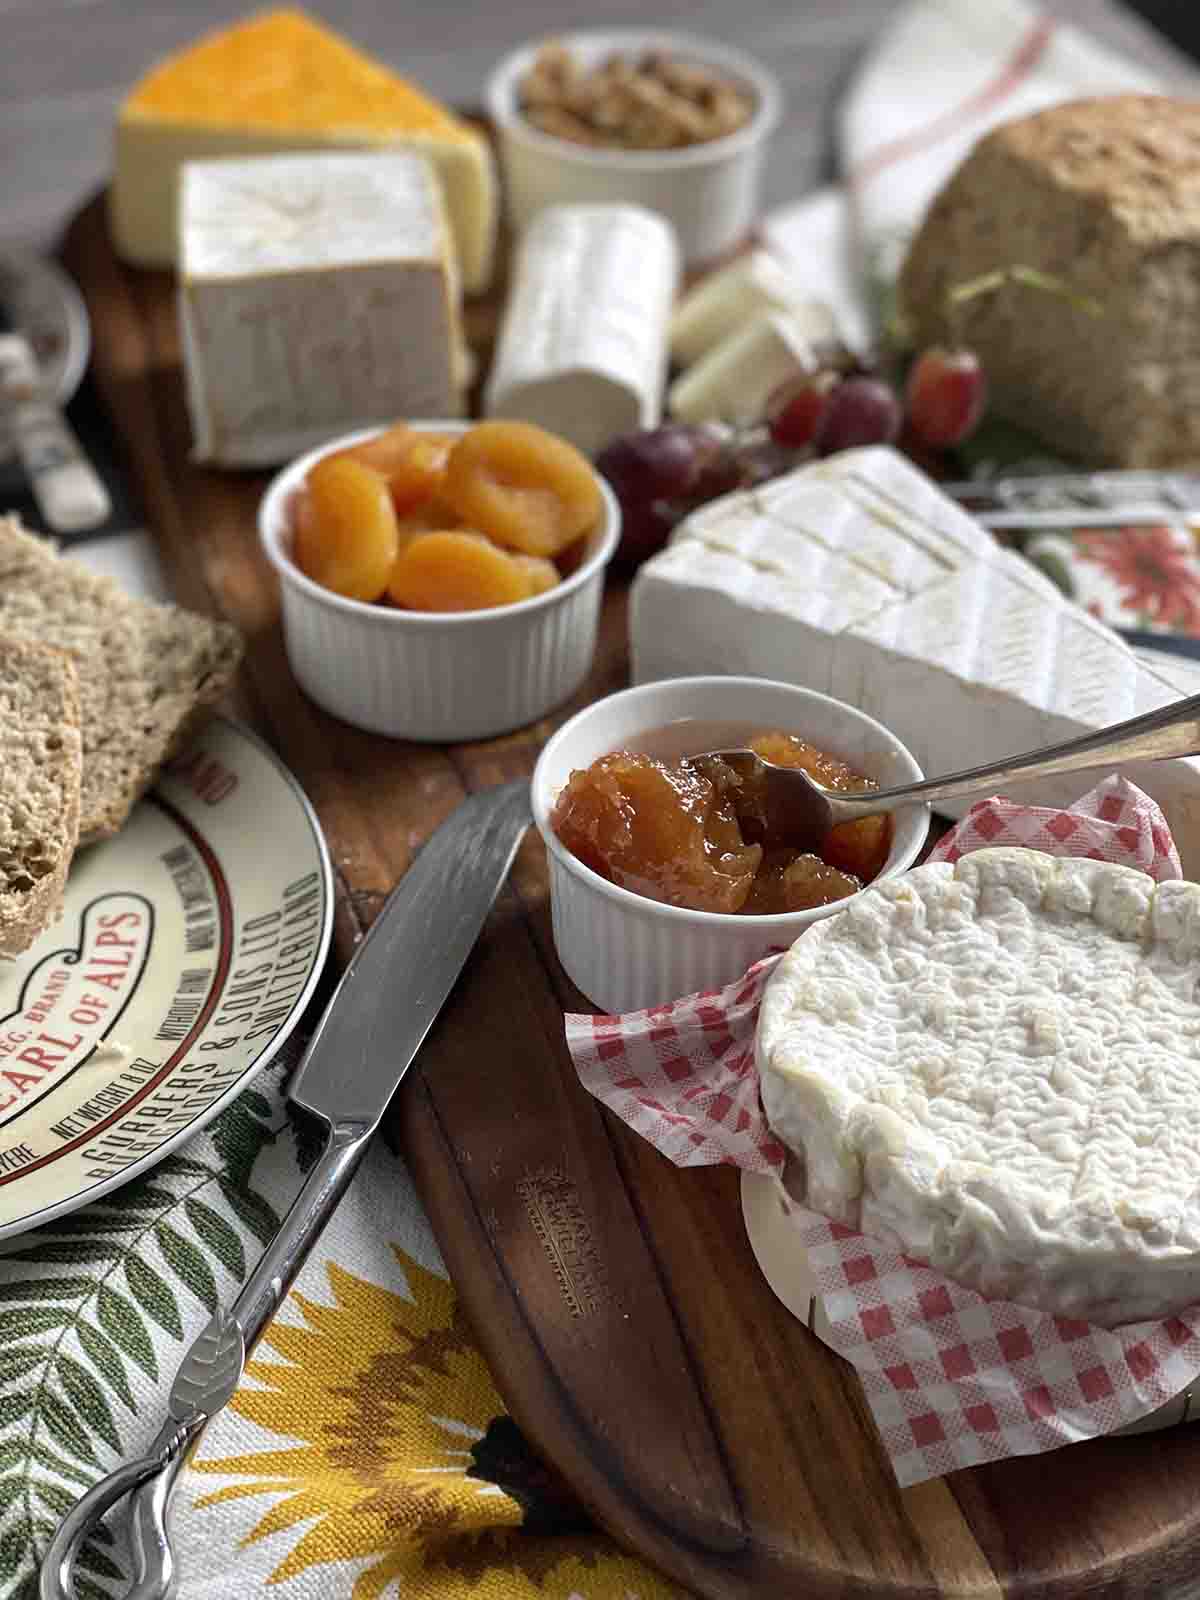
left=0, top=635, right=82, bottom=957
left=898, top=95, right=1200, bottom=468
left=0, top=514, right=243, bottom=843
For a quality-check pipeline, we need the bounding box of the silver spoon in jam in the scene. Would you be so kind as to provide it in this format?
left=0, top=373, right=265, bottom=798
left=689, top=690, right=1200, bottom=848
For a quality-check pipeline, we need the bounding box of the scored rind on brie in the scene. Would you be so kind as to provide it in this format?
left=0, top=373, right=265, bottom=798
left=757, top=847, right=1200, bottom=1328
left=629, top=446, right=1200, bottom=872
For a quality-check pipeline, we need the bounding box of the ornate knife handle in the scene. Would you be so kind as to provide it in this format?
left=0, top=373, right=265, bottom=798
left=39, top=1121, right=374, bottom=1600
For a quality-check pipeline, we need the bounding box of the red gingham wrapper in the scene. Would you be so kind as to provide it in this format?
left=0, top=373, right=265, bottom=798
left=563, top=776, right=1199, bottom=1483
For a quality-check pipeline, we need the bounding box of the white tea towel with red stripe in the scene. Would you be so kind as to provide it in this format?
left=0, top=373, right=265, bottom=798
left=564, top=778, right=1200, bottom=1485
left=761, top=0, right=1180, bottom=351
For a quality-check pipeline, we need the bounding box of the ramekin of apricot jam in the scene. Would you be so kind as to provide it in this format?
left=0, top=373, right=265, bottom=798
left=531, top=675, right=930, bottom=1013
left=259, top=419, right=620, bottom=741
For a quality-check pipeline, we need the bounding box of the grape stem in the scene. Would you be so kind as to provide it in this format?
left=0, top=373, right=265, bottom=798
left=947, top=264, right=1103, bottom=319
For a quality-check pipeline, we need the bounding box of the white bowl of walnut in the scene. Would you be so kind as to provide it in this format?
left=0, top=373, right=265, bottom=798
left=486, top=29, right=782, bottom=267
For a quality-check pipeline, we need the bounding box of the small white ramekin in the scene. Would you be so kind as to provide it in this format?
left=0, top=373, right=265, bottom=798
left=485, top=29, right=782, bottom=267
left=531, top=676, right=929, bottom=1013
left=259, top=422, right=620, bottom=742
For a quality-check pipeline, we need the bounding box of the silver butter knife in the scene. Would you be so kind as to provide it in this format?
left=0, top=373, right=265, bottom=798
left=0, top=297, right=111, bottom=534
left=40, top=779, right=532, bottom=1600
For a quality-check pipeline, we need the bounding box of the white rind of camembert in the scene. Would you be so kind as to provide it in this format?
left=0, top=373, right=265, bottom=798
left=758, top=847, right=1200, bottom=1327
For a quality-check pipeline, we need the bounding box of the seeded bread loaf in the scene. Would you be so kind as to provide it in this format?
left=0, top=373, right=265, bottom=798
left=899, top=95, right=1200, bottom=469
left=0, top=636, right=81, bottom=957
left=0, top=515, right=243, bottom=843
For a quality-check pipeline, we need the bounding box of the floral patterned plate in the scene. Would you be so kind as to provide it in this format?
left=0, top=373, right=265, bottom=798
left=0, top=716, right=332, bottom=1238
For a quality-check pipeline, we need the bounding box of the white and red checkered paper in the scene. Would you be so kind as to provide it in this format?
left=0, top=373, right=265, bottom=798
left=564, top=777, right=1200, bottom=1483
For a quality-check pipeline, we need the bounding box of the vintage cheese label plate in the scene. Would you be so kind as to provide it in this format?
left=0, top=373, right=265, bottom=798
left=0, top=716, right=331, bottom=1238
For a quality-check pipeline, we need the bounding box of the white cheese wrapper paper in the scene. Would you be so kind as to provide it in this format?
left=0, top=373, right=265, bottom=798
left=564, top=775, right=1200, bottom=1484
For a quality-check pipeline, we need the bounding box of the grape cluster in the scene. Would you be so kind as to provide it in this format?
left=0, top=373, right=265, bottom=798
left=595, top=423, right=790, bottom=568
left=597, top=345, right=987, bottom=569
left=767, top=346, right=986, bottom=455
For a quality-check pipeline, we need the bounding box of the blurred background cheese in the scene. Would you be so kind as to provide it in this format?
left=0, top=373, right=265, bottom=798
left=668, top=309, right=828, bottom=425
left=179, top=151, right=463, bottom=467
left=111, top=8, right=498, bottom=294
left=484, top=204, right=679, bottom=456
left=668, top=249, right=833, bottom=367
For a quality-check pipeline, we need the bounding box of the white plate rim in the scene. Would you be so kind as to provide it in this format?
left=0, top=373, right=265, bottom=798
left=0, top=714, right=333, bottom=1239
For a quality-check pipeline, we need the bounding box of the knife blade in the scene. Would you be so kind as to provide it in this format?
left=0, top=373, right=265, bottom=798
left=289, top=778, right=531, bottom=1127
left=40, top=778, right=532, bottom=1600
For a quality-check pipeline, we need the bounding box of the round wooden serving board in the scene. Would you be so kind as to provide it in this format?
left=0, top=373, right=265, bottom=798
left=58, top=190, right=1200, bottom=1600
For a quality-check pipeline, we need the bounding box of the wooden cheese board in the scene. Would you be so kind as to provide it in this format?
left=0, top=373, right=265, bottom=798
left=58, top=189, right=1200, bottom=1600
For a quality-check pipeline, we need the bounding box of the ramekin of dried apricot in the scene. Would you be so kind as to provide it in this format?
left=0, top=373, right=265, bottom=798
left=259, top=419, right=620, bottom=741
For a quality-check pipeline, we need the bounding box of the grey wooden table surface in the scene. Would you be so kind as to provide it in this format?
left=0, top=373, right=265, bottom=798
left=0, top=0, right=1196, bottom=258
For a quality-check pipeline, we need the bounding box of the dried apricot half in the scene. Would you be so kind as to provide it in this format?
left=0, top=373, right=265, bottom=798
left=326, top=421, right=415, bottom=479
left=295, top=456, right=400, bottom=603
left=442, top=420, right=601, bottom=558
left=387, top=432, right=456, bottom=516
left=512, top=554, right=561, bottom=597
left=387, top=531, right=532, bottom=612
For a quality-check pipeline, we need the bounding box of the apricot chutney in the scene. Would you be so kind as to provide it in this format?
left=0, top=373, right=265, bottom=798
left=550, top=731, right=890, bottom=915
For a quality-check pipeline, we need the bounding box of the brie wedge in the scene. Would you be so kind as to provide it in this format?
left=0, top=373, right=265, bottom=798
left=484, top=204, right=679, bottom=456
left=111, top=8, right=498, bottom=292
left=630, top=447, right=1200, bottom=873
left=179, top=151, right=461, bottom=466
left=758, top=847, right=1200, bottom=1327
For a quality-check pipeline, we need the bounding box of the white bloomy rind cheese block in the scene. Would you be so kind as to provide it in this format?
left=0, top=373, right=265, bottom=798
left=630, top=447, right=1200, bottom=873
left=757, top=848, right=1200, bottom=1327
left=484, top=204, right=679, bottom=457
left=179, top=152, right=462, bottom=467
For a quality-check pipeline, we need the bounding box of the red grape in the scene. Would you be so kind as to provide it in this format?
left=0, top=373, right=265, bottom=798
left=813, top=377, right=901, bottom=455
left=613, top=499, right=679, bottom=569
left=905, top=346, right=987, bottom=448
left=766, top=371, right=839, bottom=449
left=688, top=432, right=746, bottom=501
left=595, top=425, right=712, bottom=505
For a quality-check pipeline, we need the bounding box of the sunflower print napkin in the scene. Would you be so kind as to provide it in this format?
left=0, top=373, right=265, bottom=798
left=0, top=1048, right=688, bottom=1599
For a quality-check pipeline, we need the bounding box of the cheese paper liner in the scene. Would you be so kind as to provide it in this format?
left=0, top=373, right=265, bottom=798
left=564, top=776, right=1200, bottom=1484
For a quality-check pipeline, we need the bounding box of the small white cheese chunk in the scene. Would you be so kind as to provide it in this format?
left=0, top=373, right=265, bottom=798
left=668, top=249, right=836, bottom=367
left=179, top=151, right=463, bottom=467
left=484, top=204, right=678, bottom=456
left=758, top=849, right=1200, bottom=1326
left=667, top=311, right=821, bottom=425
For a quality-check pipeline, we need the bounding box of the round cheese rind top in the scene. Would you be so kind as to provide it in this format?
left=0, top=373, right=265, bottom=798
left=756, top=846, right=1200, bottom=1327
